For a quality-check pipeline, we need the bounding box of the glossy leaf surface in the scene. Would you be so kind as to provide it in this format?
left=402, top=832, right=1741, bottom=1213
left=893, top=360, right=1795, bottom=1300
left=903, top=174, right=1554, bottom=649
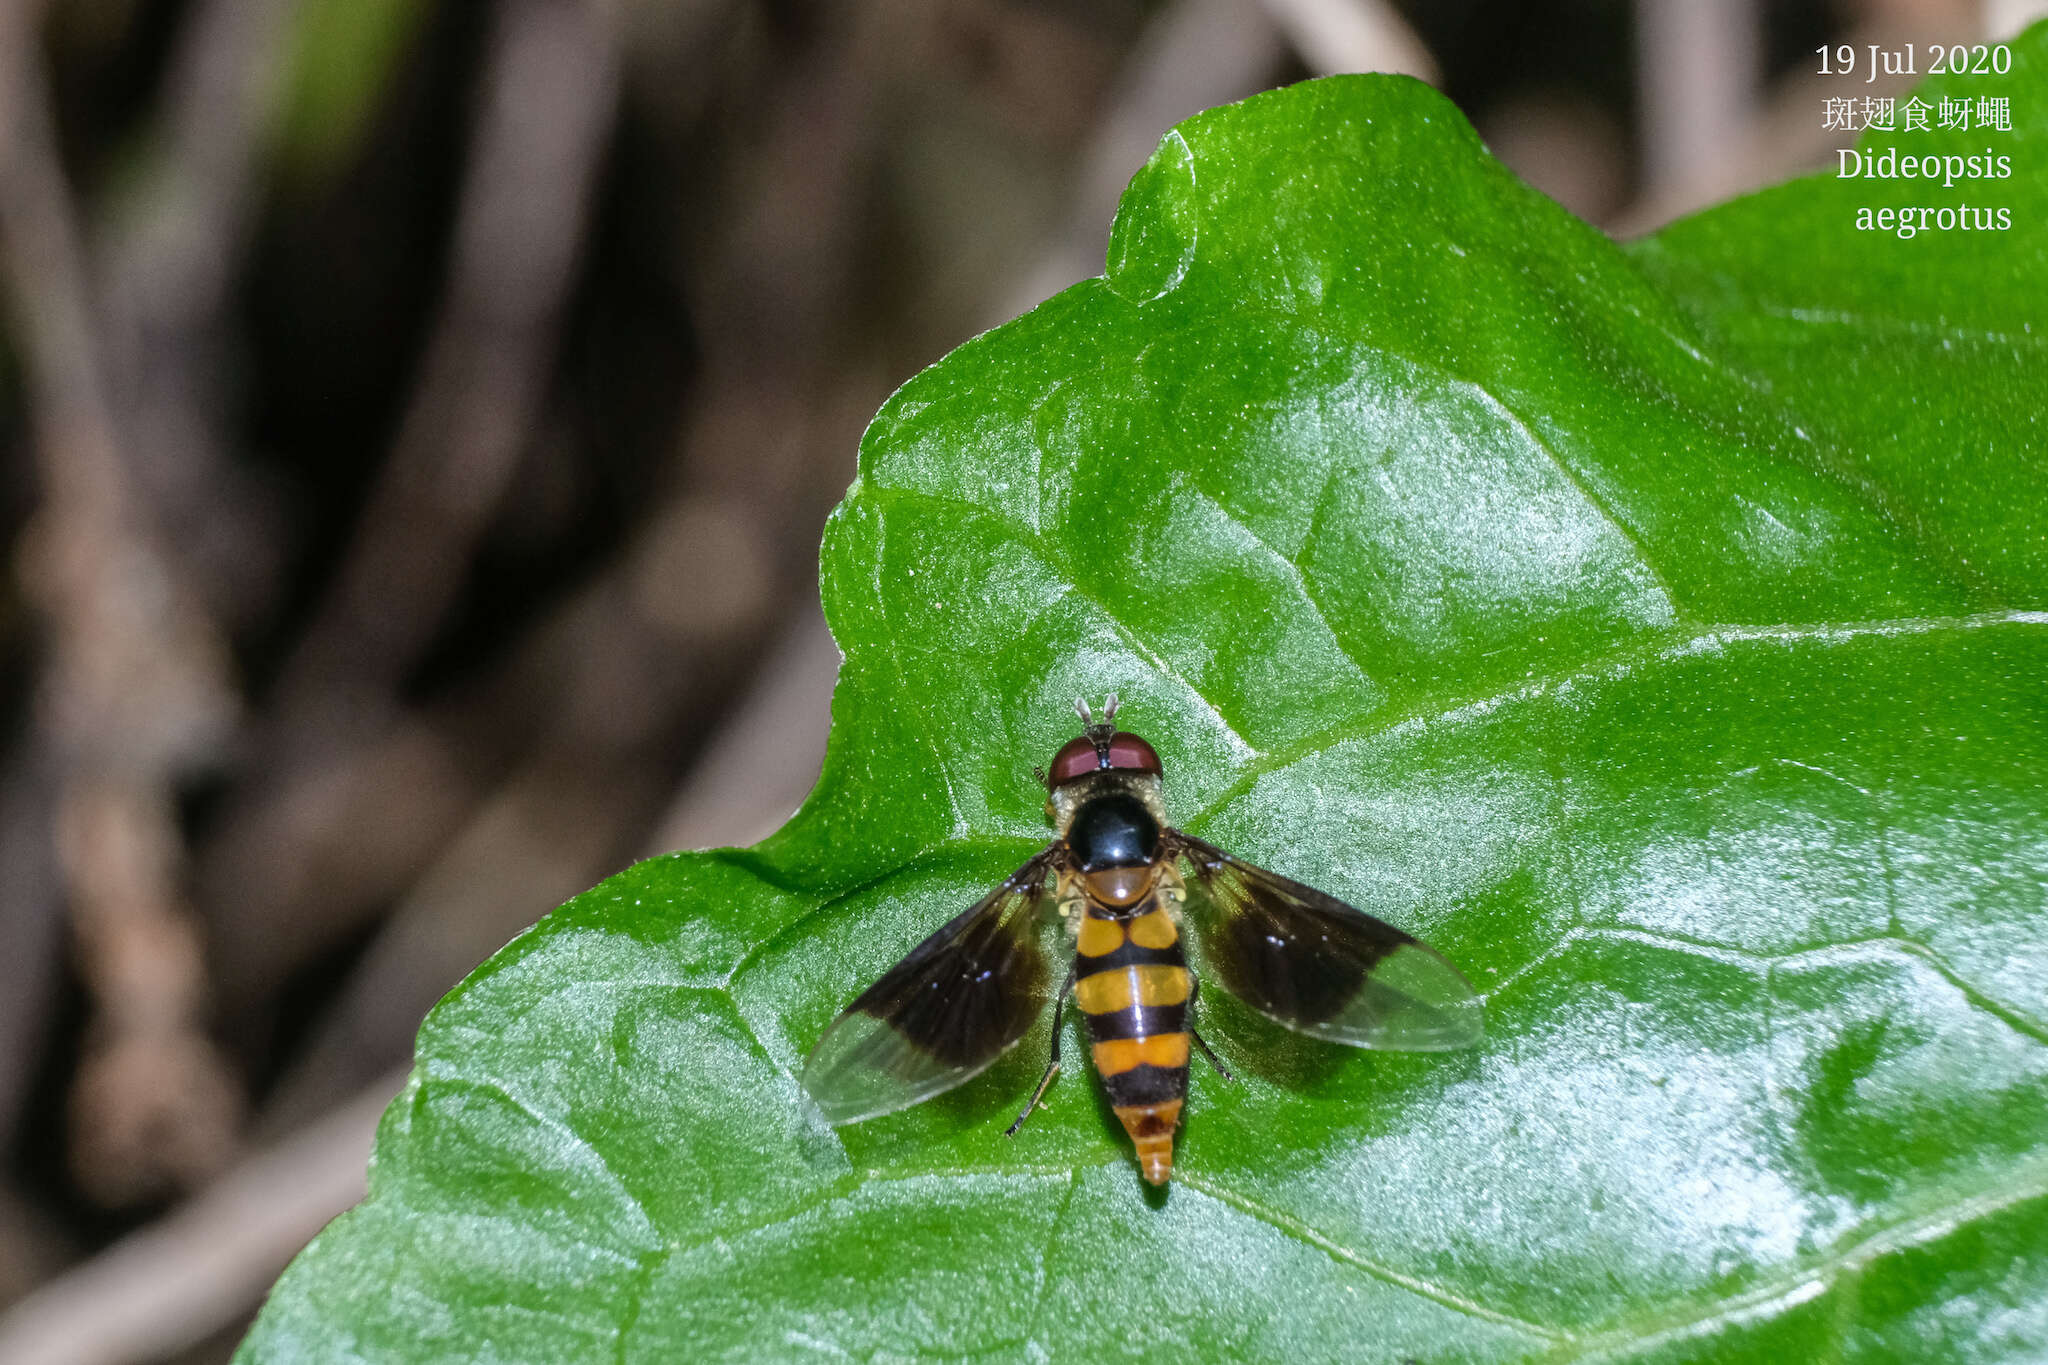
left=241, top=30, right=2048, bottom=1363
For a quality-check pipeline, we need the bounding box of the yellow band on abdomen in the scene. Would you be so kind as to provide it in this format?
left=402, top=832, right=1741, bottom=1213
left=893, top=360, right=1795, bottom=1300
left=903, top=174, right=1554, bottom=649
left=1126, top=907, right=1178, bottom=948
left=1073, top=964, right=1190, bottom=1014
left=1091, top=1033, right=1191, bottom=1075
left=1075, top=915, right=1124, bottom=957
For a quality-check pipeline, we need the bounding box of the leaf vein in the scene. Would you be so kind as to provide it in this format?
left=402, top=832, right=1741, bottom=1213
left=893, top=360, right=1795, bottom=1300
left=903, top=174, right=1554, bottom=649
left=861, top=484, right=1248, bottom=749
left=721, top=837, right=1051, bottom=995
left=1883, top=937, right=2048, bottom=1047
left=1546, top=1156, right=2048, bottom=1361
left=1757, top=305, right=2048, bottom=352
left=1462, top=383, right=1692, bottom=627
left=1177, top=476, right=1379, bottom=689
left=1016, top=1168, right=1081, bottom=1358
left=1187, top=611, right=2048, bottom=832
left=1174, top=1173, right=1567, bottom=1343
left=1506, top=927, right=2048, bottom=1046
left=419, top=1074, right=658, bottom=1245
left=1568, top=927, right=2048, bottom=1043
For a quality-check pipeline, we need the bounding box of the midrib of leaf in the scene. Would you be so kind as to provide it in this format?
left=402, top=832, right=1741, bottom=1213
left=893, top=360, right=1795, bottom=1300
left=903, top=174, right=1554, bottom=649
left=241, top=52, right=2048, bottom=1361
left=852, top=468, right=2041, bottom=836
left=858, top=309, right=2005, bottom=786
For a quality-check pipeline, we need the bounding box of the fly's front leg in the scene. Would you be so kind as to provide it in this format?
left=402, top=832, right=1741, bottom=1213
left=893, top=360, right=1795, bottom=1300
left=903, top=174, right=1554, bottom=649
left=1005, top=965, right=1075, bottom=1136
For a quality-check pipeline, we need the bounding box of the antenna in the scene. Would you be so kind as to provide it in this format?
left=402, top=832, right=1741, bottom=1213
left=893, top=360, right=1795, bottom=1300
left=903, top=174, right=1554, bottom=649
left=1076, top=694, right=1118, bottom=759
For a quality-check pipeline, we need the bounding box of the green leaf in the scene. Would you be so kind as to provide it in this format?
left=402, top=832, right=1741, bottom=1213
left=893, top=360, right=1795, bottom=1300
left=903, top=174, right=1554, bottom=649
left=240, top=29, right=2048, bottom=1364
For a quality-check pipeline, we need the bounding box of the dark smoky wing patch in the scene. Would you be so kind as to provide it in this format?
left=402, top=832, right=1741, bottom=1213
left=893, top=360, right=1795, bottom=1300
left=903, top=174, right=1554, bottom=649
left=1210, top=893, right=1396, bottom=1025
left=802, top=848, right=1066, bottom=1124
left=850, top=888, right=1051, bottom=1069
left=1172, top=830, right=1483, bottom=1051
left=1169, top=831, right=1481, bottom=1053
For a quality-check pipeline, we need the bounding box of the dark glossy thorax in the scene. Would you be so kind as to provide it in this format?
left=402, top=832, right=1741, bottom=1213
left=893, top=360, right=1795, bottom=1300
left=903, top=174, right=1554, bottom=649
left=1066, top=791, right=1161, bottom=872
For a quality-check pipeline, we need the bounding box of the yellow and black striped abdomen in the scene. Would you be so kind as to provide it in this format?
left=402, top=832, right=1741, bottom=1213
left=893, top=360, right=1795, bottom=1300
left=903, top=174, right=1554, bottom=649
left=1074, top=899, right=1189, bottom=1184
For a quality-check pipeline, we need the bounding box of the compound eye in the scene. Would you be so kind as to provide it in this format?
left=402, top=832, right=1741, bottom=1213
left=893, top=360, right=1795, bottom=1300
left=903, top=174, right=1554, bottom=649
left=1104, top=732, right=1161, bottom=776
left=1046, top=735, right=1100, bottom=788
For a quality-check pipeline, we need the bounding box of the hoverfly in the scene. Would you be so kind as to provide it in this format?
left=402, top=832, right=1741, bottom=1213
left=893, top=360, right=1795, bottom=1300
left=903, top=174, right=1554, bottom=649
left=801, top=696, right=1482, bottom=1184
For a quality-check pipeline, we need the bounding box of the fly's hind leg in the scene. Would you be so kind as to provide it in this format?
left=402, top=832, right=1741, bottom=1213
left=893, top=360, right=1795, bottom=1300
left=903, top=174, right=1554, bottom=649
left=1005, top=966, right=1076, bottom=1136
left=1190, top=1029, right=1235, bottom=1082
left=1188, top=977, right=1235, bottom=1082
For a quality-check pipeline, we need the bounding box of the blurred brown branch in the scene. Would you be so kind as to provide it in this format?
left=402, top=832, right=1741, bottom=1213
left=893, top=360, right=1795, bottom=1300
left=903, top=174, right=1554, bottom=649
left=0, top=0, right=304, bottom=1181
left=1619, top=0, right=1984, bottom=232
left=1256, top=0, right=1437, bottom=82
left=0, top=3, right=244, bottom=1208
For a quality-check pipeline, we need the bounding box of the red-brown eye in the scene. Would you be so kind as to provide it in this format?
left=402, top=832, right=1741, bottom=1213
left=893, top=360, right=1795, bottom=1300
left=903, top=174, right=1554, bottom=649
left=1047, top=736, right=1100, bottom=787
left=1104, top=731, right=1161, bottom=775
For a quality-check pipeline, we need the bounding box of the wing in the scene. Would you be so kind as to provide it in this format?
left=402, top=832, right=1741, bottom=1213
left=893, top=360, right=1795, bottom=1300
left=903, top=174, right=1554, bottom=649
left=801, top=847, right=1062, bottom=1124
left=1171, top=832, right=1482, bottom=1051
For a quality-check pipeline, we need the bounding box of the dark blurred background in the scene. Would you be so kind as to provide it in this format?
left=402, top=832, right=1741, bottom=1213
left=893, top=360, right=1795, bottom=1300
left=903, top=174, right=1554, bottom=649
left=0, top=0, right=2026, bottom=1360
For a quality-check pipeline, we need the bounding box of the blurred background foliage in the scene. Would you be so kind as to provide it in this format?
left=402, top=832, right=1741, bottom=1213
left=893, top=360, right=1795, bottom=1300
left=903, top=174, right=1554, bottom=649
left=0, top=0, right=2033, bottom=1361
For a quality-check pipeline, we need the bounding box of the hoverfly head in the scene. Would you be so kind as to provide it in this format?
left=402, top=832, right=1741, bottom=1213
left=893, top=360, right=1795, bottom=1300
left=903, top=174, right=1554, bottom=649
left=1045, top=695, right=1162, bottom=790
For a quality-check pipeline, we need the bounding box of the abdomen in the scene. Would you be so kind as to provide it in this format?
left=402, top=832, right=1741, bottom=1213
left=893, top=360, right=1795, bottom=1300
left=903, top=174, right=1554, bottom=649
left=1074, top=897, right=1190, bottom=1184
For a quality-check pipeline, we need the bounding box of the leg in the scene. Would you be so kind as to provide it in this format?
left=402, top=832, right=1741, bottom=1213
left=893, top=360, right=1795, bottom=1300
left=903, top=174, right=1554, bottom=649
left=1005, top=968, right=1075, bottom=1136
left=1187, top=976, right=1235, bottom=1082
left=1190, top=1028, right=1235, bottom=1082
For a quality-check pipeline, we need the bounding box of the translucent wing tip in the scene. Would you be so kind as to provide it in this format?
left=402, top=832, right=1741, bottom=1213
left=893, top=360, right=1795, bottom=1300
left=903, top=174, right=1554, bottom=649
left=799, top=1064, right=896, bottom=1126
left=800, top=1016, right=909, bottom=1125
left=1291, top=944, right=1487, bottom=1052
left=799, top=1009, right=1003, bottom=1125
left=1397, top=995, right=1485, bottom=1051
